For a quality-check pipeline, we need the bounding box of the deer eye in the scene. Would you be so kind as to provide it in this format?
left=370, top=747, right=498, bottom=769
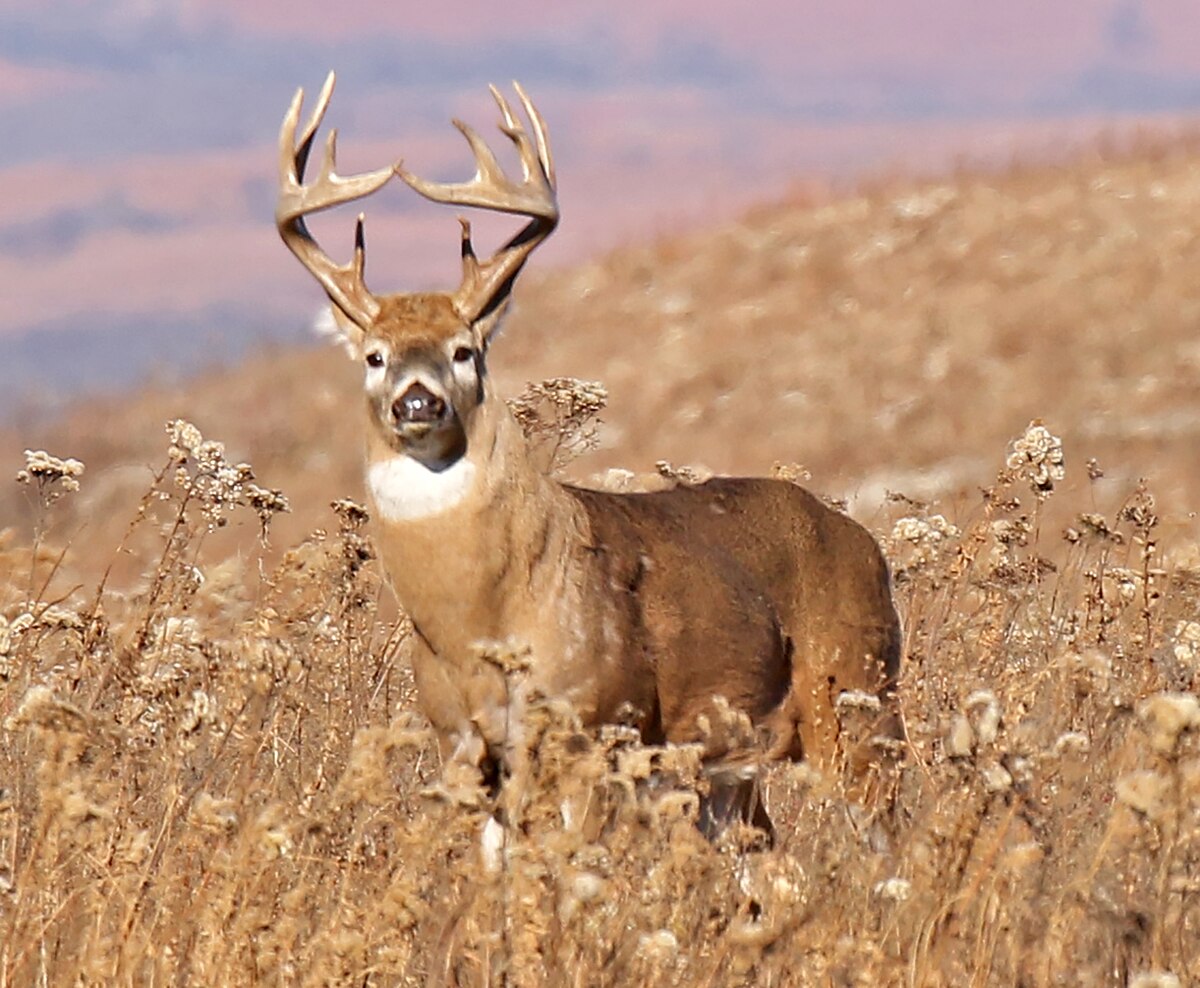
left=453, top=346, right=475, bottom=364
left=365, top=351, right=385, bottom=368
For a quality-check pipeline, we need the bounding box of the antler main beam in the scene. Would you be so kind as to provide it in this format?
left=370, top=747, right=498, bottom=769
left=397, top=83, right=559, bottom=324
left=276, top=71, right=398, bottom=330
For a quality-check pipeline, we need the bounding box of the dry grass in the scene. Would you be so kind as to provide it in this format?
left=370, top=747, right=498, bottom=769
left=3, top=142, right=1200, bottom=985
left=2, top=410, right=1199, bottom=986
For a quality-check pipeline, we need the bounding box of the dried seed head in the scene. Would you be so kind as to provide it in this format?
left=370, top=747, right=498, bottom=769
left=991, top=517, right=1031, bottom=546
left=1002, top=841, right=1044, bottom=873
left=166, top=419, right=204, bottom=462
left=980, top=761, right=1013, bottom=793
left=6, top=685, right=89, bottom=735
left=473, top=637, right=534, bottom=675
left=1172, top=621, right=1200, bottom=668
left=1118, top=483, right=1158, bottom=530
left=693, top=695, right=758, bottom=758
left=946, top=714, right=975, bottom=759
left=1116, top=770, right=1172, bottom=821
left=1136, top=692, right=1200, bottom=754
left=1128, top=972, right=1181, bottom=988
left=836, top=690, right=883, bottom=713
left=1052, top=731, right=1091, bottom=757
left=965, top=690, right=1002, bottom=744
left=507, top=376, right=607, bottom=471
left=874, top=877, right=912, bottom=902
left=330, top=497, right=370, bottom=527
left=890, top=513, right=960, bottom=568
left=189, top=793, right=239, bottom=834
left=654, top=459, right=713, bottom=485
left=891, top=514, right=959, bottom=547
left=1006, top=420, right=1065, bottom=498
left=15, top=448, right=84, bottom=501
left=637, top=929, right=680, bottom=963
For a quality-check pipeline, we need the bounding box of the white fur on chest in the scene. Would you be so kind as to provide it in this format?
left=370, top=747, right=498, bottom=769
left=367, top=454, right=477, bottom=521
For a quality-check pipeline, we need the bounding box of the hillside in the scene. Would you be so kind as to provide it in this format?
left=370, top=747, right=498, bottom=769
left=4, top=140, right=1200, bottom=556
left=3, top=143, right=1200, bottom=985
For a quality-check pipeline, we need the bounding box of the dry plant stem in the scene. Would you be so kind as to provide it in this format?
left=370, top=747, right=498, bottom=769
left=20, top=490, right=50, bottom=606
left=1150, top=758, right=1182, bottom=966
left=118, top=695, right=252, bottom=964
left=90, top=458, right=176, bottom=606
left=135, top=477, right=198, bottom=649
left=963, top=798, right=1021, bottom=984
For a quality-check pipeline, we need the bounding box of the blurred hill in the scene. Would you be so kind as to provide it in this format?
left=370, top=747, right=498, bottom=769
left=3, top=138, right=1200, bottom=558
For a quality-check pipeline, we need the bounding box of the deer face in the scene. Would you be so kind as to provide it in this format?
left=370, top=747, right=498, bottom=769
left=341, top=293, right=503, bottom=470
left=276, top=73, right=555, bottom=467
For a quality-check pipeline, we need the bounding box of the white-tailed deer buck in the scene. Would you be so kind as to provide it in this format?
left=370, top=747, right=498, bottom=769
left=276, top=73, right=901, bottom=837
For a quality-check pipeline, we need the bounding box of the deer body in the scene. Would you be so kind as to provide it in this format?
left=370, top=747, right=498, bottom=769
left=370, top=388, right=899, bottom=796
left=276, top=76, right=901, bottom=833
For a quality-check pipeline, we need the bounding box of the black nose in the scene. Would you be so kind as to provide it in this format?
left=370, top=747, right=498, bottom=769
left=393, top=383, right=447, bottom=424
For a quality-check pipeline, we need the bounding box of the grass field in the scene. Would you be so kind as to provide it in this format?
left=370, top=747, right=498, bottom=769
left=2, top=140, right=1200, bottom=985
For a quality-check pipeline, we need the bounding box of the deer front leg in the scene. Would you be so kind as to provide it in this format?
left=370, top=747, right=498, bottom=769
left=407, top=633, right=502, bottom=791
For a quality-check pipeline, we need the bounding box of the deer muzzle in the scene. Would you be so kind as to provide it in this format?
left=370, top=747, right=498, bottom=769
left=393, top=382, right=448, bottom=427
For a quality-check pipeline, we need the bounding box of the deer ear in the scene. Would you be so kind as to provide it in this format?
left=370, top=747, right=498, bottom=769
left=314, top=304, right=366, bottom=360
left=472, top=296, right=512, bottom=347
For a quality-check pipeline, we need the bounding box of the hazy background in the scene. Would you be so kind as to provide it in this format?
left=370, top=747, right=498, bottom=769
left=3, top=0, right=1200, bottom=419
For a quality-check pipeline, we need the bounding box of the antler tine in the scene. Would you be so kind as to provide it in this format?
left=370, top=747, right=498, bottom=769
left=512, top=81, right=555, bottom=189
left=396, top=83, right=559, bottom=324
left=398, top=113, right=556, bottom=220
left=353, top=212, right=368, bottom=283
left=293, top=71, right=336, bottom=183
left=276, top=71, right=396, bottom=329
left=486, top=84, right=555, bottom=194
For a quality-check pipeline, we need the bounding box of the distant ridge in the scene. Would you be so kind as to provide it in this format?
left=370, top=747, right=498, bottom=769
left=4, top=143, right=1200, bottom=547
left=0, top=307, right=314, bottom=427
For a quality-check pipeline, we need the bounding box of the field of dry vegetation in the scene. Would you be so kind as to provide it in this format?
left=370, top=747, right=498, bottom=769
left=2, top=139, right=1200, bottom=985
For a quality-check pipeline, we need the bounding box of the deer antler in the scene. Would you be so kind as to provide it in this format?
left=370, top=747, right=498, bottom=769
left=276, top=71, right=397, bottom=330
left=397, top=83, right=559, bottom=325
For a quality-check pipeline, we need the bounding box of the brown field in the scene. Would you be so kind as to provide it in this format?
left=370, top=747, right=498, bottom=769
left=2, top=138, right=1200, bottom=985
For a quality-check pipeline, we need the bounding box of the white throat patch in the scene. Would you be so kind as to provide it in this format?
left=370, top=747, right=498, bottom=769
left=367, top=454, right=477, bottom=521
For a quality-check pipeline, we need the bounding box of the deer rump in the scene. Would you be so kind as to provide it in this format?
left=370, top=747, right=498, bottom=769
left=566, top=476, right=899, bottom=744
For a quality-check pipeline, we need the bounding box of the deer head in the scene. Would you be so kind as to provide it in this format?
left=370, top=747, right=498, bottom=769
left=276, top=73, right=558, bottom=471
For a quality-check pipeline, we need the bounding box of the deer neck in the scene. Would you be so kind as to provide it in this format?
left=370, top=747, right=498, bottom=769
left=364, top=391, right=582, bottom=652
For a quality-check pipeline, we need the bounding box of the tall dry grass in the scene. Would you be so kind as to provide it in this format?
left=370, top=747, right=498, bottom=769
left=2, top=400, right=1198, bottom=986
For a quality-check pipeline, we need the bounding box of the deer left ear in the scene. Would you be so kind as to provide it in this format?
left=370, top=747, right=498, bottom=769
left=472, top=296, right=513, bottom=346
left=315, top=304, right=367, bottom=360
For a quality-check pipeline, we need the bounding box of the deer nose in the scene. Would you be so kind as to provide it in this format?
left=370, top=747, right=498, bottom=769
left=393, top=383, right=447, bottom=424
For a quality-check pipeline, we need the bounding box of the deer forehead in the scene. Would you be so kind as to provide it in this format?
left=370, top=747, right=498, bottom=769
left=369, top=292, right=469, bottom=346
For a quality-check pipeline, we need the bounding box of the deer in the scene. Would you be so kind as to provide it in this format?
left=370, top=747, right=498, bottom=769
left=275, top=73, right=902, bottom=840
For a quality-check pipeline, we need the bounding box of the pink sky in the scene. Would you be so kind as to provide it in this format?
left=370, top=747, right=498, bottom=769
left=2, top=0, right=1200, bottom=357
left=184, top=0, right=1200, bottom=77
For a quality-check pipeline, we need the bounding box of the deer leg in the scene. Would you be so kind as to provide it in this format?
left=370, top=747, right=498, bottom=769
left=697, top=767, right=774, bottom=845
